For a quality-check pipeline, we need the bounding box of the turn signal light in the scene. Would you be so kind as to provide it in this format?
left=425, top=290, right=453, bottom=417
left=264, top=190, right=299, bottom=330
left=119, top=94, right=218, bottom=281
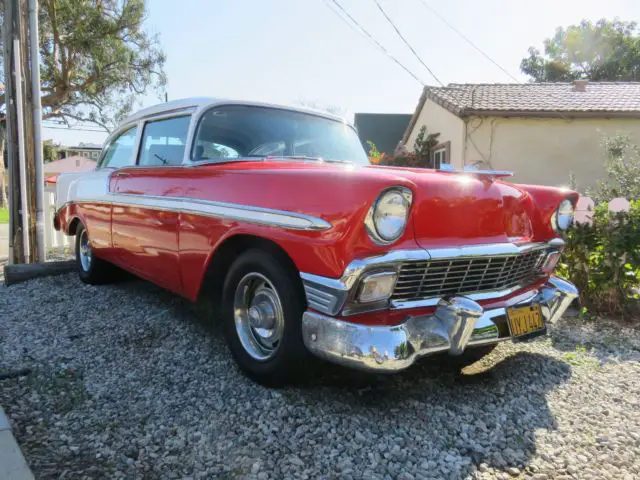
left=541, top=251, right=562, bottom=273
left=357, top=271, right=398, bottom=303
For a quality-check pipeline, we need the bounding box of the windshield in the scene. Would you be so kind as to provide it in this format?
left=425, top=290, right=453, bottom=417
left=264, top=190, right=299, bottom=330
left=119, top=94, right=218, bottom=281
left=191, top=105, right=369, bottom=165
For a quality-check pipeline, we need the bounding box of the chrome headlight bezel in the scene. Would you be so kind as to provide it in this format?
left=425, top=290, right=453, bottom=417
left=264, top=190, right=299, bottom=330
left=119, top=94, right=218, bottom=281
left=551, top=199, right=575, bottom=232
left=365, top=187, right=413, bottom=245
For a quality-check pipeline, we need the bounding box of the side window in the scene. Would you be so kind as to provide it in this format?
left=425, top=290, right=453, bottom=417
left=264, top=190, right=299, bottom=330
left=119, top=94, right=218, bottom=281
left=100, top=127, right=138, bottom=168
left=191, top=109, right=241, bottom=161
left=138, top=115, right=191, bottom=166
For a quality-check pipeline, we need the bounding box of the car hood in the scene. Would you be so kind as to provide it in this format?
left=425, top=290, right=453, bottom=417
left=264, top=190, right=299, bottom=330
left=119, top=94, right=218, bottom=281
left=359, top=165, right=539, bottom=248
left=191, top=160, right=570, bottom=254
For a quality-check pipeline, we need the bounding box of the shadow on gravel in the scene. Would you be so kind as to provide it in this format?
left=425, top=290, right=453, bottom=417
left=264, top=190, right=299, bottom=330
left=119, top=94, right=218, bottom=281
left=289, top=351, right=572, bottom=477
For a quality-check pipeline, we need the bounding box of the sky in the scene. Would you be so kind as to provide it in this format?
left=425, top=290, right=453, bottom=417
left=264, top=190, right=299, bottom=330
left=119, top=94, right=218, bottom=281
left=46, top=0, right=639, bottom=146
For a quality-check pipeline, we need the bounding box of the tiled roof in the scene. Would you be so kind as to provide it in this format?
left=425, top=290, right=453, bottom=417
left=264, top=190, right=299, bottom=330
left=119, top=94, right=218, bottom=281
left=402, top=82, right=640, bottom=143
left=427, top=82, right=640, bottom=116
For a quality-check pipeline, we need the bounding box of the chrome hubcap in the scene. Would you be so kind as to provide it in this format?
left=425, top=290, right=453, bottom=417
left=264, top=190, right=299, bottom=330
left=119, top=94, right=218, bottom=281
left=233, top=273, right=285, bottom=361
left=79, top=230, right=92, bottom=272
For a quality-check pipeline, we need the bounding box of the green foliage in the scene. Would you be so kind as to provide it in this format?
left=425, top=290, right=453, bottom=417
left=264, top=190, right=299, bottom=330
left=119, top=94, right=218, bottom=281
left=0, top=206, right=8, bottom=224
left=366, top=140, right=381, bottom=160
left=557, top=200, right=640, bottom=319
left=42, top=139, right=60, bottom=163
left=588, top=135, right=640, bottom=203
left=521, top=19, right=640, bottom=82
left=378, top=126, right=440, bottom=168
left=1, top=0, right=166, bottom=130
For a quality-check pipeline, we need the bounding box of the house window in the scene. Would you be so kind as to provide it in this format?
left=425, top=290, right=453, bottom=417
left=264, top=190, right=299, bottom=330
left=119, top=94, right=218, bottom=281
left=431, top=141, right=451, bottom=169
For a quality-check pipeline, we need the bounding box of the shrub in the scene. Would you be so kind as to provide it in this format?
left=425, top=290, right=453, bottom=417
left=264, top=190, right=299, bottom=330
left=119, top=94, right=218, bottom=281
left=558, top=200, right=640, bottom=319
left=366, top=126, right=440, bottom=168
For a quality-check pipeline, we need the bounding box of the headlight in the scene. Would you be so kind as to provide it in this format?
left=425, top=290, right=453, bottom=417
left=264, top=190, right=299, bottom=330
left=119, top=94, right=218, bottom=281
left=365, top=187, right=412, bottom=244
left=552, top=199, right=575, bottom=232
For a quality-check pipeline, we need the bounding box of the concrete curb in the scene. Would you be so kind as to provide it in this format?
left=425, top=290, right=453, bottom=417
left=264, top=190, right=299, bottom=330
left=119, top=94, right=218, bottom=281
left=3, top=260, right=75, bottom=286
left=0, top=406, right=35, bottom=480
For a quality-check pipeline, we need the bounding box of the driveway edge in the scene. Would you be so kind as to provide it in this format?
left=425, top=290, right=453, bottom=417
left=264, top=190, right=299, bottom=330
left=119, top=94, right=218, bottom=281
left=0, top=406, right=35, bottom=480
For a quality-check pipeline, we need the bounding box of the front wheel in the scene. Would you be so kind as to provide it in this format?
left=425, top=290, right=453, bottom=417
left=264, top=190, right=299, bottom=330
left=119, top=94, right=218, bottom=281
left=221, top=249, right=312, bottom=387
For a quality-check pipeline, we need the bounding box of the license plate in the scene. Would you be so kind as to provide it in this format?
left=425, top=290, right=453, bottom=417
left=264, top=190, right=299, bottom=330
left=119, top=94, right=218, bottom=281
left=506, top=303, right=545, bottom=338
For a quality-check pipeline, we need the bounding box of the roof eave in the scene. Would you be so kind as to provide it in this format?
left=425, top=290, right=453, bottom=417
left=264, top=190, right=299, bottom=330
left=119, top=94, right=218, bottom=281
left=459, top=109, right=640, bottom=119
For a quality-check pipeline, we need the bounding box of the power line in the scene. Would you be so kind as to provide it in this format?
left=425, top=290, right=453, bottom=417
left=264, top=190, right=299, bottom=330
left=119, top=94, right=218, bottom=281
left=42, top=124, right=107, bottom=133
left=325, top=0, right=426, bottom=85
left=417, top=0, right=520, bottom=83
left=373, top=0, right=443, bottom=86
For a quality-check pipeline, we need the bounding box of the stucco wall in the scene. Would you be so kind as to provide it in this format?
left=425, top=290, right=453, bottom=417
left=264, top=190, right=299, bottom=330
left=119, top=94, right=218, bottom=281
left=405, top=99, right=465, bottom=168
left=464, top=116, right=640, bottom=191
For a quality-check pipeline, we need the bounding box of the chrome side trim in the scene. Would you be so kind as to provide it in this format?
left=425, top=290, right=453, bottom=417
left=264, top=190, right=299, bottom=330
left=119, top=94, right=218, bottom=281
left=58, top=194, right=332, bottom=231
left=302, top=276, right=578, bottom=372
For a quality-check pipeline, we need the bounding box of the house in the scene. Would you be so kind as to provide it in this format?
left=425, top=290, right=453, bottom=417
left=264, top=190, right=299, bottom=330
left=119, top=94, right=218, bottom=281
left=354, top=113, right=412, bottom=156
left=58, top=143, right=103, bottom=160
left=44, top=156, right=97, bottom=185
left=401, top=81, right=640, bottom=190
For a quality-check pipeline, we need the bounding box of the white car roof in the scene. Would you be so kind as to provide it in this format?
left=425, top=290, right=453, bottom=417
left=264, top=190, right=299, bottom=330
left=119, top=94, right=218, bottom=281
left=122, top=97, right=348, bottom=125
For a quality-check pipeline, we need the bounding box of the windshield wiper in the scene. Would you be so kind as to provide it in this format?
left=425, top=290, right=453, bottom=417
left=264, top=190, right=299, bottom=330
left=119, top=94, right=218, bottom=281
left=154, top=153, right=169, bottom=165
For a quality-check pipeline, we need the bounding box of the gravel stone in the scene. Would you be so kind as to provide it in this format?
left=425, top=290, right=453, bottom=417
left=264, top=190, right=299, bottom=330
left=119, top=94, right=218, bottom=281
left=1, top=274, right=640, bottom=479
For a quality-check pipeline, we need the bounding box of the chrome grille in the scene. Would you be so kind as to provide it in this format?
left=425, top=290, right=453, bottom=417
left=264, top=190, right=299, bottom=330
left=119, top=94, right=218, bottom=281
left=391, top=250, right=546, bottom=301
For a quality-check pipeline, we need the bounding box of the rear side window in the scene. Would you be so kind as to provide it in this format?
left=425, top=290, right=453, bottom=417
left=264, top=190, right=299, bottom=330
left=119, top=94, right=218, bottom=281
left=138, top=115, right=191, bottom=166
left=100, top=127, right=138, bottom=168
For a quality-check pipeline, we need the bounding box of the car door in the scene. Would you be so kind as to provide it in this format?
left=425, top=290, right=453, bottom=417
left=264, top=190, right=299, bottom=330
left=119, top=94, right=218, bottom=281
left=67, top=125, right=139, bottom=262
left=111, top=114, right=192, bottom=294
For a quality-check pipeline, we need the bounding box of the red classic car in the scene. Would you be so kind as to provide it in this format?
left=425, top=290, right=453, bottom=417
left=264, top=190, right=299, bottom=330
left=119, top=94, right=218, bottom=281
left=54, top=98, right=579, bottom=385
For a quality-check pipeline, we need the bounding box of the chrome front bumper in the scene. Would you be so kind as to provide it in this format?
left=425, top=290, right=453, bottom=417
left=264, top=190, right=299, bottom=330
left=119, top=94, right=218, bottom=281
left=302, top=276, right=578, bottom=372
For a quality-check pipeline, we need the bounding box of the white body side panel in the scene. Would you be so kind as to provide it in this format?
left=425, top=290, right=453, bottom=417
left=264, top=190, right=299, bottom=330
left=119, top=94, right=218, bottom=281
left=55, top=170, right=112, bottom=208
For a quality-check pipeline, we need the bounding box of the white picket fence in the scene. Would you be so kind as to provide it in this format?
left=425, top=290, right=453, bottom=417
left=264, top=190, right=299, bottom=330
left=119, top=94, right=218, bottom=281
left=44, top=186, right=72, bottom=250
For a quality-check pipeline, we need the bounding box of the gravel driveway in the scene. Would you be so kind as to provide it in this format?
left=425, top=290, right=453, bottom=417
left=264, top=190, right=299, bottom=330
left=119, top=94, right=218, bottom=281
left=1, top=274, right=639, bottom=480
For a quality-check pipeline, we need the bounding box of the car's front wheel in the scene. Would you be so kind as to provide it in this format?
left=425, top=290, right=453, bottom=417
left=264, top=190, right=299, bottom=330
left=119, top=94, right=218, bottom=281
left=75, top=223, right=115, bottom=285
left=221, top=249, right=312, bottom=387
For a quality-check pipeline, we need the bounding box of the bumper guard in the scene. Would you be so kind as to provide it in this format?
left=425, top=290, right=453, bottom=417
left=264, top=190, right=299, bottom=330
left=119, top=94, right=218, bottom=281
left=302, top=276, right=578, bottom=372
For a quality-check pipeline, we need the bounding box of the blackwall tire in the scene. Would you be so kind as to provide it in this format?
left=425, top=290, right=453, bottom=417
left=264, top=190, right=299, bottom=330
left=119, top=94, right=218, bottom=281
left=75, top=223, right=115, bottom=285
left=221, top=249, right=312, bottom=387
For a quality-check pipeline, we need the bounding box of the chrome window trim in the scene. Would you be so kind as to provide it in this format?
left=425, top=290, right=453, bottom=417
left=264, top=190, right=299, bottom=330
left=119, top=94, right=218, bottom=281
left=136, top=112, right=194, bottom=167
left=57, top=194, right=332, bottom=231
left=97, top=123, right=140, bottom=169
left=300, top=240, right=564, bottom=316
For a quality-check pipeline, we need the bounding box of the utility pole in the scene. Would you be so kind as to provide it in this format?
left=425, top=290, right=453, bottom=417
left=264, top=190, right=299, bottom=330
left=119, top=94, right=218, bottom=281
left=3, top=0, right=25, bottom=264
left=28, top=0, right=46, bottom=262
left=3, top=0, right=46, bottom=264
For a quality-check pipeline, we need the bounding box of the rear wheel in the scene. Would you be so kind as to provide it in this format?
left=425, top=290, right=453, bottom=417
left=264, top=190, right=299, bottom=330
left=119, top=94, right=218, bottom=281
left=221, top=249, right=312, bottom=387
left=75, top=223, right=115, bottom=284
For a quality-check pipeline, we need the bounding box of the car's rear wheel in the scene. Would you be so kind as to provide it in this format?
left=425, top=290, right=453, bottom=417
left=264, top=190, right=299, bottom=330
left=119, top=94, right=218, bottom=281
left=221, top=249, right=311, bottom=387
left=75, top=223, right=115, bottom=285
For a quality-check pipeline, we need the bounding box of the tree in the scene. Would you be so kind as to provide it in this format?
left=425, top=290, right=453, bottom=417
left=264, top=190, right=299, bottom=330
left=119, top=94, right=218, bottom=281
left=520, top=19, right=640, bottom=82
left=42, top=139, right=60, bottom=163
left=296, top=99, right=346, bottom=118
left=588, top=135, right=640, bottom=202
left=0, top=0, right=166, bottom=131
